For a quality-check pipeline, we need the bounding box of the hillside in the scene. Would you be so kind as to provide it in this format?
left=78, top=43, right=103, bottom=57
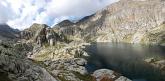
left=0, top=24, right=19, bottom=40
left=53, top=0, right=165, bottom=45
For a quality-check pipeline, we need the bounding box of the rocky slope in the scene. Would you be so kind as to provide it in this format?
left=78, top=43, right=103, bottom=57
left=19, top=22, right=132, bottom=81
left=53, top=0, right=165, bottom=45
left=0, top=24, right=19, bottom=40
left=0, top=41, right=58, bottom=81
left=21, top=23, right=66, bottom=46
left=0, top=40, right=131, bottom=81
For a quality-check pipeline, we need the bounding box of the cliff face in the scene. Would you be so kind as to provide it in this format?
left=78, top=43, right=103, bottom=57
left=0, top=25, right=19, bottom=40
left=21, top=23, right=67, bottom=46
left=53, top=0, right=165, bottom=45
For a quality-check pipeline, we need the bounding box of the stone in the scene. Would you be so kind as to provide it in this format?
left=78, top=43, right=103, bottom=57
left=46, top=28, right=56, bottom=46
left=30, top=41, right=89, bottom=61
left=115, top=76, right=132, bottom=81
left=74, top=48, right=89, bottom=58
left=92, top=69, right=132, bottom=81
left=93, top=69, right=115, bottom=81
left=0, top=41, right=58, bottom=81
left=154, top=60, right=165, bottom=70
left=49, top=38, right=54, bottom=46
left=155, top=60, right=165, bottom=65
left=51, top=70, right=62, bottom=76
left=74, top=58, right=87, bottom=66
left=144, top=58, right=165, bottom=71
left=39, top=68, right=58, bottom=81
left=144, top=58, right=156, bottom=63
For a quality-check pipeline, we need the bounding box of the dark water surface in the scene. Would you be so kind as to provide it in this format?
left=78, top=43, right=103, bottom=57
left=85, top=43, right=165, bottom=81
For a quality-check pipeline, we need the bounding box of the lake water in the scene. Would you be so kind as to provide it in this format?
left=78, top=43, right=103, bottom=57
left=85, top=43, right=165, bottom=81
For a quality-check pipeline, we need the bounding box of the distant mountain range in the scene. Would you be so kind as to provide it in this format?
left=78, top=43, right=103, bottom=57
left=0, top=24, right=20, bottom=40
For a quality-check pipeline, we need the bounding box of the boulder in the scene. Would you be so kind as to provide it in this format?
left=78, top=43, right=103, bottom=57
left=154, top=60, right=165, bottom=70
left=144, top=58, right=165, bottom=71
left=44, top=58, right=88, bottom=75
left=74, top=58, right=87, bottom=66
left=115, top=76, right=132, bottom=81
left=93, top=69, right=116, bottom=81
left=144, top=58, right=156, bottom=63
left=92, top=69, right=132, bottom=81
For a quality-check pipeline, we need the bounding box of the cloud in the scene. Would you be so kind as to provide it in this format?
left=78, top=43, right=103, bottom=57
left=0, top=0, right=16, bottom=24
left=0, top=0, right=119, bottom=30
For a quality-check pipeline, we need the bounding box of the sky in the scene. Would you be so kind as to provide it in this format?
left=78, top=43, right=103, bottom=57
left=0, top=0, right=119, bottom=30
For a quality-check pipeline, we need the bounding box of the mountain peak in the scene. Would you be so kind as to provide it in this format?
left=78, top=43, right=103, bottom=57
left=53, top=0, right=165, bottom=44
left=56, top=20, right=74, bottom=27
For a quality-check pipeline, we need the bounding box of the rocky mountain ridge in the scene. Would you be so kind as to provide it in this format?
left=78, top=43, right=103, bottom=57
left=53, top=0, right=165, bottom=45
left=22, top=0, right=165, bottom=45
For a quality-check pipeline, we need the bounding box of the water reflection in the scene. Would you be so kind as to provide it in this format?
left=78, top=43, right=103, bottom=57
left=85, top=43, right=165, bottom=81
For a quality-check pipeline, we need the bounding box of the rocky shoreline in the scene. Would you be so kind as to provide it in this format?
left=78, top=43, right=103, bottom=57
left=0, top=40, right=132, bottom=81
left=145, top=58, right=165, bottom=71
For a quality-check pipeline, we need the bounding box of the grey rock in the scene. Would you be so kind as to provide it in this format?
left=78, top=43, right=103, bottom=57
left=153, top=60, right=165, bottom=70
left=46, top=58, right=88, bottom=76
left=74, top=48, right=89, bottom=58
left=39, top=68, right=58, bottom=81
left=93, top=69, right=132, bottom=81
left=93, top=69, right=115, bottom=81
left=144, top=58, right=156, bottom=63
left=74, top=58, right=87, bottom=66
left=115, top=76, right=132, bottom=81
left=0, top=42, right=58, bottom=81
left=22, top=23, right=61, bottom=46
left=155, top=60, right=165, bottom=65
left=51, top=70, right=62, bottom=76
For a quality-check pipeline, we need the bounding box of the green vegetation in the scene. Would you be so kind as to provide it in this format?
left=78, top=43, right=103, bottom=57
left=72, top=71, right=94, bottom=81
left=0, top=72, right=12, bottom=81
left=57, top=71, right=94, bottom=81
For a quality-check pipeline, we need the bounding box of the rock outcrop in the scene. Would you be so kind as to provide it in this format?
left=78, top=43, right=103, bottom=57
left=44, top=58, right=88, bottom=75
left=145, top=58, right=165, bottom=70
left=21, top=23, right=61, bottom=46
left=0, top=38, right=91, bottom=81
left=28, top=41, right=90, bottom=61
left=53, top=0, right=165, bottom=45
left=0, top=41, right=58, bottom=81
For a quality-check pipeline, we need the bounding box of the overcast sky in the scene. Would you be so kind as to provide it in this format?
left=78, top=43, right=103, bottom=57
left=0, top=0, right=119, bottom=30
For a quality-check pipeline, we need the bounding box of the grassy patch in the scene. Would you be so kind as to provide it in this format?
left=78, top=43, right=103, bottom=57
left=72, top=71, right=95, bottom=81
